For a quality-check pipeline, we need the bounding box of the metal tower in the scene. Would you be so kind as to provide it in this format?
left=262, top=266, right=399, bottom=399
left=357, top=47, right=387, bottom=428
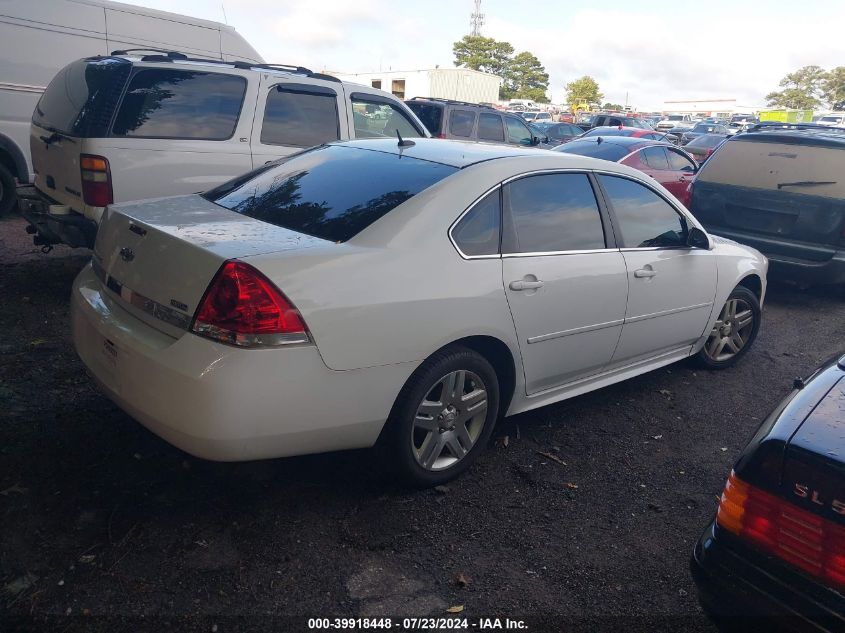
left=470, top=0, right=484, bottom=36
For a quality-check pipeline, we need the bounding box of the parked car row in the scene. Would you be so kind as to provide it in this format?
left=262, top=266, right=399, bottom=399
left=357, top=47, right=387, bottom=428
left=7, top=42, right=845, bottom=633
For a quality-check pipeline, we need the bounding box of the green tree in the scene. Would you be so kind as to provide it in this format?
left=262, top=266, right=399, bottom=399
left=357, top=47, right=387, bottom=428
left=452, top=36, right=514, bottom=78
left=453, top=36, right=548, bottom=101
left=602, top=102, right=624, bottom=110
left=565, top=76, right=603, bottom=108
left=823, top=66, right=845, bottom=109
left=765, top=65, right=826, bottom=109
left=503, top=51, right=549, bottom=102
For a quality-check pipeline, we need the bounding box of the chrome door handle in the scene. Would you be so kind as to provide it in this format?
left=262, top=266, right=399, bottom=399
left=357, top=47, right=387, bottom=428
left=634, top=268, right=657, bottom=278
left=509, top=279, right=544, bottom=291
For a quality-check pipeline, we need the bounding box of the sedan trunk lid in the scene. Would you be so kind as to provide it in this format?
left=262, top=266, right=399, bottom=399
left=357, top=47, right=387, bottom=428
left=93, top=194, right=328, bottom=338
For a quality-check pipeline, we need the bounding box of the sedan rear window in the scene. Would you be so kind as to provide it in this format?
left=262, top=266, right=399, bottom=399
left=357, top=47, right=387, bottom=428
left=554, top=140, right=629, bottom=161
left=204, top=145, right=458, bottom=243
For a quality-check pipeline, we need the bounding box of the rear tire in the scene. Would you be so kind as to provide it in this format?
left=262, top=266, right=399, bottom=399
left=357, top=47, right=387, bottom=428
left=385, top=346, right=499, bottom=487
left=0, top=164, right=16, bottom=216
left=695, top=285, right=761, bottom=369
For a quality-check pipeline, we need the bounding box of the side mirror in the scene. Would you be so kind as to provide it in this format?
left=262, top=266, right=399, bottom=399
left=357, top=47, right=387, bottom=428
left=530, top=135, right=542, bottom=146
left=687, top=226, right=710, bottom=249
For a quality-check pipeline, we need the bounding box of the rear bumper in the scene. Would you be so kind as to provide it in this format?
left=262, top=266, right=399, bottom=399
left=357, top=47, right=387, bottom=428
left=71, top=263, right=411, bottom=461
left=691, top=521, right=845, bottom=632
left=702, top=228, right=845, bottom=285
left=18, top=186, right=96, bottom=249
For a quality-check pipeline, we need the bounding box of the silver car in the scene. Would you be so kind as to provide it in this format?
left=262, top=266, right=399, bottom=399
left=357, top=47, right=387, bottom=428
left=72, top=139, right=768, bottom=486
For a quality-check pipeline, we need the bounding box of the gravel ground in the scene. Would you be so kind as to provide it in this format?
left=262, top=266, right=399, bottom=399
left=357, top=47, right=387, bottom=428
left=1, top=214, right=844, bottom=633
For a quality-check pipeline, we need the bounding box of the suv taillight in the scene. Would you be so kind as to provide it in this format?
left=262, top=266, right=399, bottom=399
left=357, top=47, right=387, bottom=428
left=191, top=260, right=309, bottom=347
left=80, top=154, right=113, bottom=207
left=717, top=471, right=845, bottom=588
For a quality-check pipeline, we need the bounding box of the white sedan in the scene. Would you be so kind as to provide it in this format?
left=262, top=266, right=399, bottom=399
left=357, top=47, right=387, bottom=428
left=72, top=139, right=767, bottom=486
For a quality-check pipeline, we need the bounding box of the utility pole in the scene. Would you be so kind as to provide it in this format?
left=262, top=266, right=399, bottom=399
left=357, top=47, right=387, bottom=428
left=470, top=0, right=484, bottom=36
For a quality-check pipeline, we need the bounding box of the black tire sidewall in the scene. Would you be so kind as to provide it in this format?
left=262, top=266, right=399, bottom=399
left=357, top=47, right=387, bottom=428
left=388, top=347, right=500, bottom=487
left=0, top=164, right=15, bottom=216
left=697, top=285, right=761, bottom=369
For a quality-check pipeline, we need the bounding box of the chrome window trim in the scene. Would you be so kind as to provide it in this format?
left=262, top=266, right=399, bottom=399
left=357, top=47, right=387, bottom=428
left=503, top=248, right=618, bottom=258
left=448, top=167, right=707, bottom=260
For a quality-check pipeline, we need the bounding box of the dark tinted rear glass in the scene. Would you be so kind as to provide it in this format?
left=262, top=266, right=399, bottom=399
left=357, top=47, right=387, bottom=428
left=405, top=102, right=443, bottom=135
left=260, top=87, right=339, bottom=147
left=112, top=69, right=246, bottom=139
left=477, top=113, right=505, bottom=142
left=33, top=58, right=131, bottom=137
left=554, top=140, right=629, bottom=161
left=584, top=127, right=630, bottom=137
left=204, top=145, right=458, bottom=242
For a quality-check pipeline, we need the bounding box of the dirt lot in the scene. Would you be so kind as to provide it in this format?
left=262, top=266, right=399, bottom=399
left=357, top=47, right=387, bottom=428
left=2, top=214, right=844, bottom=633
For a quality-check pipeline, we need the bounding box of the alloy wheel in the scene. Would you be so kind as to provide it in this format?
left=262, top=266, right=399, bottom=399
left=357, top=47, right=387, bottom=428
left=704, top=298, right=755, bottom=362
left=411, top=370, right=488, bottom=471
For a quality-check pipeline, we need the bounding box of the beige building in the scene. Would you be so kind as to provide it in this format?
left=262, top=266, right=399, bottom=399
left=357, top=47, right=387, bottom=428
left=332, top=68, right=503, bottom=104
left=662, top=99, right=760, bottom=117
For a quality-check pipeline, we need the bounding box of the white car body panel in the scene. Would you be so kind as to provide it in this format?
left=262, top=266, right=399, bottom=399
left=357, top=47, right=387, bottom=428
left=503, top=251, right=628, bottom=393
left=70, top=140, right=768, bottom=462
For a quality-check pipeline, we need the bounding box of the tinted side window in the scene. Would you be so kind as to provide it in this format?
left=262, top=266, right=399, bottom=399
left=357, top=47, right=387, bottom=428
left=449, top=110, right=476, bottom=137
left=260, top=88, right=339, bottom=147
left=599, top=175, right=687, bottom=248
left=505, top=116, right=532, bottom=145
left=351, top=98, right=422, bottom=139
left=504, top=173, right=605, bottom=253
left=640, top=147, right=670, bottom=170
left=406, top=102, right=443, bottom=135
left=112, top=69, right=246, bottom=139
left=666, top=148, right=696, bottom=172
left=452, top=189, right=500, bottom=256
left=477, top=113, right=505, bottom=142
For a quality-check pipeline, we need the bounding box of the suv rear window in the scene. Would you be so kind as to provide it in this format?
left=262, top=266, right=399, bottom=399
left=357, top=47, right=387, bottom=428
left=111, top=69, right=246, bottom=140
left=33, top=58, right=131, bottom=137
left=405, top=102, right=443, bottom=135
left=260, top=86, right=340, bottom=147
left=204, top=145, right=458, bottom=242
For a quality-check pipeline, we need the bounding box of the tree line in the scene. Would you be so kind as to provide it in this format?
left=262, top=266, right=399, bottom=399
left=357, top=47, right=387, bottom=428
left=766, top=66, right=845, bottom=110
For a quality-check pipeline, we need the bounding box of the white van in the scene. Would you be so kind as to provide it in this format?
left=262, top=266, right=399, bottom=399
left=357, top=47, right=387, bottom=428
left=0, top=0, right=262, bottom=214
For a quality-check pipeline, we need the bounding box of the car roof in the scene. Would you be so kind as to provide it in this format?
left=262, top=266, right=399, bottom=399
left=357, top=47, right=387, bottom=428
left=339, top=138, right=555, bottom=168
left=737, top=127, right=845, bottom=149
left=565, top=136, right=667, bottom=148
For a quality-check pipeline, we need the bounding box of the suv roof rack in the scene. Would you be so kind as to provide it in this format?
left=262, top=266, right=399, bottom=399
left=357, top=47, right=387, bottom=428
left=107, top=49, right=341, bottom=82
left=409, top=96, right=495, bottom=109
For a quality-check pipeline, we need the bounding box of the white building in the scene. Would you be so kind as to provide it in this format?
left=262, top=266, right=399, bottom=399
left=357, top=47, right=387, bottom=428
left=661, top=99, right=762, bottom=117
left=332, top=68, right=502, bottom=104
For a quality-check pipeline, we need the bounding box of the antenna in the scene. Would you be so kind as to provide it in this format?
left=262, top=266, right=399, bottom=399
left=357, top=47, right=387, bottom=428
left=470, top=0, right=484, bottom=36
left=396, top=129, right=415, bottom=148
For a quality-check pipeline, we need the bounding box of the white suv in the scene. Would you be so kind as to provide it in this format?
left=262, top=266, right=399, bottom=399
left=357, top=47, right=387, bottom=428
left=21, top=50, right=428, bottom=249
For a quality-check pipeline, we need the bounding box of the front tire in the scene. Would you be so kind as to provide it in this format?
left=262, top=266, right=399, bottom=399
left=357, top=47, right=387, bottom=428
left=696, top=285, right=761, bottom=369
left=386, top=347, right=499, bottom=487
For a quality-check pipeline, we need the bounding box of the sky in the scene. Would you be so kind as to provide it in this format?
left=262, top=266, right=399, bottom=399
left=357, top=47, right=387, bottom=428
left=130, top=0, right=845, bottom=110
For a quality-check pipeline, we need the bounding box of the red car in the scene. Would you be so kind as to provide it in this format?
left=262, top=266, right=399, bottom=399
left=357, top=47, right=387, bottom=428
left=582, top=125, right=680, bottom=144
left=554, top=136, right=698, bottom=207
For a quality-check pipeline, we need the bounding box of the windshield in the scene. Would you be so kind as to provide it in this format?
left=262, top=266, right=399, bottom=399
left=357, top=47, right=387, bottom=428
left=204, top=145, right=458, bottom=243
left=667, top=115, right=684, bottom=121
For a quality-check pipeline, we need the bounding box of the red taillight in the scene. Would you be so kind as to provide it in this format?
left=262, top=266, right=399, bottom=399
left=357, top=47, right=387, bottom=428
left=80, top=154, right=113, bottom=207
left=191, top=260, right=309, bottom=347
left=717, top=471, right=845, bottom=589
